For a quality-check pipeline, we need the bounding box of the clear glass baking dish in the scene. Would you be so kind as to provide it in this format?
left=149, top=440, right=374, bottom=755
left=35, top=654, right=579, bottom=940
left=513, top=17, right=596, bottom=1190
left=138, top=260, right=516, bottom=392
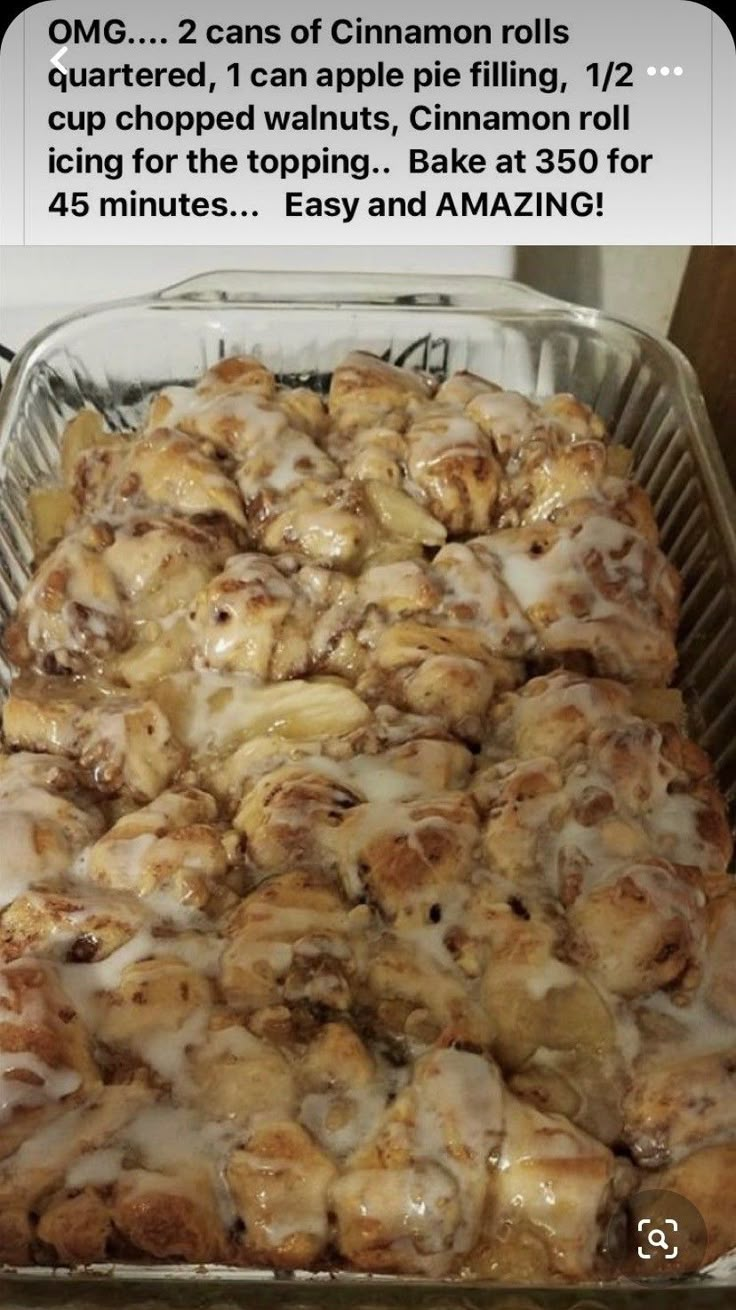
left=0, top=271, right=735, bottom=1309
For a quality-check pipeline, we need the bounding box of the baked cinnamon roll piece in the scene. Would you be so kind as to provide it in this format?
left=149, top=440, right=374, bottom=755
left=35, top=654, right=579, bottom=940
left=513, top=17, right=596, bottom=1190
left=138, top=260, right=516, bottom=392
left=3, top=678, right=185, bottom=802
left=1, top=888, right=143, bottom=965
left=189, top=553, right=316, bottom=679
left=0, top=751, right=104, bottom=908
left=499, top=427, right=658, bottom=541
left=297, top=1022, right=391, bottom=1159
left=466, top=388, right=542, bottom=457
left=188, top=1015, right=296, bottom=1125
left=70, top=429, right=246, bottom=529
left=332, top=1049, right=503, bottom=1275
left=0, top=1083, right=150, bottom=1263
left=404, top=410, right=502, bottom=535
left=469, top=1089, right=633, bottom=1282
left=0, top=958, right=100, bottom=1162
left=5, top=1091, right=236, bottom=1264
left=220, top=870, right=363, bottom=1015
left=566, top=858, right=705, bottom=999
left=363, top=932, right=494, bottom=1052
left=227, top=1119, right=337, bottom=1268
left=87, top=786, right=239, bottom=915
left=147, top=355, right=283, bottom=455
left=4, top=514, right=236, bottom=675
left=435, top=370, right=498, bottom=408
left=466, top=385, right=657, bottom=541
left=328, top=351, right=432, bottom=437
left=624, top=1041, right=736, bottom=1170
left=234, top=762, right=363, bottom=876
left=335, top=791, right=480, bottom=916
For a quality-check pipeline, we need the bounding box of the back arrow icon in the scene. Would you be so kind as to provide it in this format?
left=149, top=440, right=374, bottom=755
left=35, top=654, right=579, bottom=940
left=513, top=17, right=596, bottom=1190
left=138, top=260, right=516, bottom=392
left=50, top=46, right=68, bottom=73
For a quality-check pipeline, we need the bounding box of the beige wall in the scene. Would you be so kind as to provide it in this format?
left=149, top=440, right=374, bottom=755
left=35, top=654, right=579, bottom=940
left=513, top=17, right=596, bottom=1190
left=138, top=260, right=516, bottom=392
left=0, top=245, right=689, bottom=348
left=515, top=246, right=690, bottom=334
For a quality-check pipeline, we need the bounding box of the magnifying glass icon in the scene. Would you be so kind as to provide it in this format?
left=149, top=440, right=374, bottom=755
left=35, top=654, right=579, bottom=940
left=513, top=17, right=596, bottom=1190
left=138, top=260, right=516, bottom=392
left=646, top=1229, right=670, bottom=1250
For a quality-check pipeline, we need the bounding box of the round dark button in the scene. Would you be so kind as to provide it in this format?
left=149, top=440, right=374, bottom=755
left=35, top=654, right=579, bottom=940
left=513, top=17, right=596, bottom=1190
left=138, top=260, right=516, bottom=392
left=607, top=1187, right=708, bottom=1278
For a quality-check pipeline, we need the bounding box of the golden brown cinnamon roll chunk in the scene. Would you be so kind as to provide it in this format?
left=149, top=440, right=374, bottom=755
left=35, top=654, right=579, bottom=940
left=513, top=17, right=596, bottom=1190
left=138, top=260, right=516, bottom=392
left=624, top=1044, right=736, bottom=1169
left=333, top=1050, right=503, bottom=1275
left=189, top=1017, right=296, bottom=1124
left=567, top=859, right=705, bottom=999
left=148, top=355, right=279, bottom=449
left=227, top=1120, right=337, bottom=1267
left=0, top=751, right=104, bottom=907
left=72, top=429, right=246, bottom=528
left=5, top=514, right=235, bottom=674
left=405, top=411, right=502, bottom=534
left=0, top=1083, right=150, bottom=1262
left=328, top=352, right=433, bottom=436
left=0, top=959, right=100, bottom=1127
left=1, top=888, right=143, bottom=965
left=221, top=871, right=362, bottom=1015
left=3, top=680, right=185, bottom=802
left=470, top=1090, right=632, bottom=1281
left=88, top=787, right=237, bottom=915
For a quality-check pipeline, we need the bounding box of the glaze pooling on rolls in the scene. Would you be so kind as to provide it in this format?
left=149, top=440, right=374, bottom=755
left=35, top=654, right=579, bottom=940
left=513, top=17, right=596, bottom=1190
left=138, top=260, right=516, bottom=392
left=0, top=353, right=734, bottom=1279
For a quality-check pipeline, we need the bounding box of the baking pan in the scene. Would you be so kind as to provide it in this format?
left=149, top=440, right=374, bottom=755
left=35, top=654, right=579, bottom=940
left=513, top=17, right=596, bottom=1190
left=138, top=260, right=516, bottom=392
left=0, top=271, right=734, bottom=1306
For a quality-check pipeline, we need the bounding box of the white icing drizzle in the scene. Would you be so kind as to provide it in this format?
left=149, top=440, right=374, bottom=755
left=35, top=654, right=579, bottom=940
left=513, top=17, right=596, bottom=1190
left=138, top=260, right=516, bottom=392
left=66, top=1146, right=125, bottom=1189
left=299, top=1082, right=387, bottom=1159
left=57, top=925, right=223, bottom=1029
left=156, top=387, right=288, bottom=451
left=0, top=1051, right=81, bottom=1123
left=58, top=928, right=157, bottom=1024
left=133, top=1007, right=210, bottom=1095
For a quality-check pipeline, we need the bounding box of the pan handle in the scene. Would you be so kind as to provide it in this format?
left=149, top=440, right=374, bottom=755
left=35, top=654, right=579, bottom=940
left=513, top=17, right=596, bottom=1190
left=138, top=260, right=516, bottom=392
left=151, top=270, right=568, bottom=312
left=153, top=271, right=248, bottom=303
